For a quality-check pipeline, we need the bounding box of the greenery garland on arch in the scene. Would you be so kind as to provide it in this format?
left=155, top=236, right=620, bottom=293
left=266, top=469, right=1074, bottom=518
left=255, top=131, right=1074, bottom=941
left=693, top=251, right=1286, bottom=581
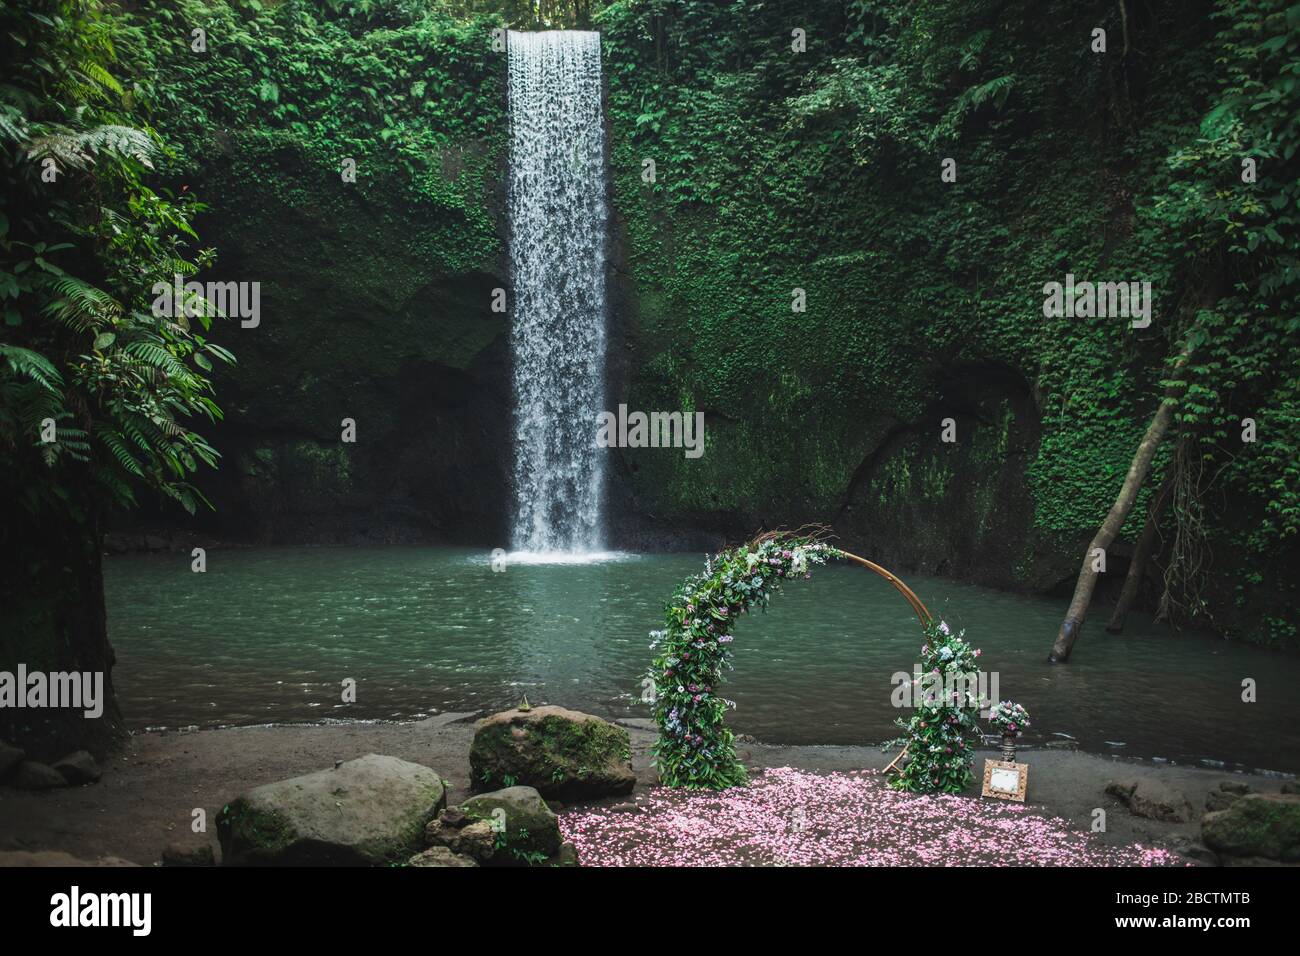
left=649, top=531, right=840, bottom=789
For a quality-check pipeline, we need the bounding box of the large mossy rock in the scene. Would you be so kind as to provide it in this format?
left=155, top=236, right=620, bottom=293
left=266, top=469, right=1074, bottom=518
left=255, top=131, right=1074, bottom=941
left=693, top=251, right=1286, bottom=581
left=469, top=706, right=635, bottom=801
left=217, top=754, right=446, bottom=866
left=1202, top=793, right=1300, bottom=862
left=461, top=786, right=563, bottom=864
left=425, top=786, right=573, bottom=867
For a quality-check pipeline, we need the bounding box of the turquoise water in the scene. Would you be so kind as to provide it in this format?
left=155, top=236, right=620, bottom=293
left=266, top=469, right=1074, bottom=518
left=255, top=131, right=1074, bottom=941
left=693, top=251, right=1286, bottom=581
left=104, top=546, right=1300, bottom=773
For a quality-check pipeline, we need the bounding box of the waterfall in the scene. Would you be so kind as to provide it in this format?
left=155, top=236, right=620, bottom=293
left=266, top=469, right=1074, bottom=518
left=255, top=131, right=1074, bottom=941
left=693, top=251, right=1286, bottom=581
left=506, top=30, right=608, bottom=554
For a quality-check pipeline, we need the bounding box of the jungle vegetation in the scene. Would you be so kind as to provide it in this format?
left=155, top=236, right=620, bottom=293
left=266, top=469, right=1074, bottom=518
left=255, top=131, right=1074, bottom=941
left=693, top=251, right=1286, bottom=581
left=2, top=0, right=1297, bottom=753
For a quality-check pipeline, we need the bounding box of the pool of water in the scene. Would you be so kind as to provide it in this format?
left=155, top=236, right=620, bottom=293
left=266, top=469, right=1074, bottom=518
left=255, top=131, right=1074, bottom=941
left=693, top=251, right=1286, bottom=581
left=104, top=546, right=1300, bottom=773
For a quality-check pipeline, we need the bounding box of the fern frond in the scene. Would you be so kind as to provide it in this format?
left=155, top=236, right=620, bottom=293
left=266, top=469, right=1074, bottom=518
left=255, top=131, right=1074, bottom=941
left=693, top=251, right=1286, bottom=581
left=25, top=123, right=155, bottom=170
left=0, top=344, right=64, bottom=392
left=42, top=275, right=121, bottom=330
left=95, top=425, right=145, bottom=476
left=123, top=340, right=187, bottom=378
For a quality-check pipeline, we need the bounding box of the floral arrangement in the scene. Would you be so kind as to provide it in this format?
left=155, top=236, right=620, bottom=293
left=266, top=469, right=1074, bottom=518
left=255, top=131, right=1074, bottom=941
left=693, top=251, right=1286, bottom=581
left=650, top=532, right=837, bottom=789
left=884, top=619, right=985, bottom=794
left=987, top=700, right=1030, bottom=736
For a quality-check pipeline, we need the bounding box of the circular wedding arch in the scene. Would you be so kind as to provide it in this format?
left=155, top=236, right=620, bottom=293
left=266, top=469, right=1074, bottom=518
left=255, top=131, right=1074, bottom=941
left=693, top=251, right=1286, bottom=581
left=650, top=532, right=936, bottom=789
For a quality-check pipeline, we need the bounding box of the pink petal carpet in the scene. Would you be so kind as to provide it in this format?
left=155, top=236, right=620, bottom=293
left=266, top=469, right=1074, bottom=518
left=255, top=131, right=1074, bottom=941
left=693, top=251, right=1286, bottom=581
left=560, top=767, right=1184, bottom=867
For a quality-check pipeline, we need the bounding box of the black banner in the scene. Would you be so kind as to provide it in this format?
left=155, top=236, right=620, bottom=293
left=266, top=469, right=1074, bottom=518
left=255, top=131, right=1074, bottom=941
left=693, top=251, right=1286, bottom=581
left=0, top=863, right=1281, bottom=940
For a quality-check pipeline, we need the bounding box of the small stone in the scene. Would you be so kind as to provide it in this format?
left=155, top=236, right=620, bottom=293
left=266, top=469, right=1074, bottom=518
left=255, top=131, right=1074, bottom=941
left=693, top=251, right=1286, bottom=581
left=425, top=811, right=496, bottom=860
left=52, top=750, right=102, bottom=785
left=10, top=761, right=68, bottom=791
left=442, top=820, right=497, bottom=862
left=1220, top=780, right=1253, bottom=796
left=440, top=807, right=470, bottom=828
left=407, top=846, right=477, bottom=867
left=160, top=844, right=216, bottom=867
left=1206, top=789, right=1240, bottom=813
left=1281, top=781, right=1299, bottom=795
left=1105, top=777, right=1194, bottom=823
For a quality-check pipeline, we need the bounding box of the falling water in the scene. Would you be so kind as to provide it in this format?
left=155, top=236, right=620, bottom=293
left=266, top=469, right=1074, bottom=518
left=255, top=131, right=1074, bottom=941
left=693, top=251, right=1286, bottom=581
left=506, top=30, right=609, bottom=554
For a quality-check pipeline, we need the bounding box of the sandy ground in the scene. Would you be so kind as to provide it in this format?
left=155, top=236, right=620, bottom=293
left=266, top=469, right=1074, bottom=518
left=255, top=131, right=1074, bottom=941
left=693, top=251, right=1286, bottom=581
left=0, top=714, right=1290, bottom=866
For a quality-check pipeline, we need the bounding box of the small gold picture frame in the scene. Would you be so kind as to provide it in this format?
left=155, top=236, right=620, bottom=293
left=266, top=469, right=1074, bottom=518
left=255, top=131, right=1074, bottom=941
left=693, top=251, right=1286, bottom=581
left=981, top=759, right=1027, bottom=802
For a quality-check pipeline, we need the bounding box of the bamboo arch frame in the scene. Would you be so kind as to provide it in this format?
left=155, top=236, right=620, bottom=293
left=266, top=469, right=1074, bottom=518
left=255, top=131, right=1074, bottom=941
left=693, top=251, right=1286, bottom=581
left=835, top=549, right=932, bottom=776
left=744, top=530, right=933, bottom=779
left=836, top=550, right=933, bottom=627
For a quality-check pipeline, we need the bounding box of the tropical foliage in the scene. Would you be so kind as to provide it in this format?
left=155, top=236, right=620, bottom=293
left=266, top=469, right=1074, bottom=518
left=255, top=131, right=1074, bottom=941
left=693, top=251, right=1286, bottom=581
left=0, top=0, right=231, bottom=522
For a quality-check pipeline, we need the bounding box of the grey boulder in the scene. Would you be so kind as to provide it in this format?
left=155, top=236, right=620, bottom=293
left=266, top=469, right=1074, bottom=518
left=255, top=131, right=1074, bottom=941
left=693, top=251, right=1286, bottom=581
left=217, top=753, right=446, bottom=866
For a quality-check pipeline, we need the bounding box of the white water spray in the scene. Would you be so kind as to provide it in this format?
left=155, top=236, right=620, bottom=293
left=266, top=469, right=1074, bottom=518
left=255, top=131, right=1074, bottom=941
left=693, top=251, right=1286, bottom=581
left=505, top=30, right=608, bottom=555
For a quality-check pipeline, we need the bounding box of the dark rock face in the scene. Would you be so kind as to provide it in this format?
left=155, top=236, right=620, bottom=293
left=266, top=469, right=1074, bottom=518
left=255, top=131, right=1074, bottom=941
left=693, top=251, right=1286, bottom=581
left=469, top=706, right=635, bottom=801
left=833, top=367, right=1053, bottom=590
left=217, top=753, right=446, bottom=866
left=114, top=139, right=514, bottom=550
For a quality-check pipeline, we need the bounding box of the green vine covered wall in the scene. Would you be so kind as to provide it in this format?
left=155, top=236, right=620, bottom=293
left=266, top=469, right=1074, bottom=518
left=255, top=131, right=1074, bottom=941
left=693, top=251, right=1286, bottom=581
left=110, top=0, right=1298, bottom=645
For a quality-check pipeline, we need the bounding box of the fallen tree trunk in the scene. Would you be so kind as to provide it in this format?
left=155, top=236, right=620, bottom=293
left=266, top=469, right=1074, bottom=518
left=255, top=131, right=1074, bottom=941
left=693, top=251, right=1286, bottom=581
left=1105, top=469, right=1175, bottom=633
left=1048, top=342, right=1194, bottom=663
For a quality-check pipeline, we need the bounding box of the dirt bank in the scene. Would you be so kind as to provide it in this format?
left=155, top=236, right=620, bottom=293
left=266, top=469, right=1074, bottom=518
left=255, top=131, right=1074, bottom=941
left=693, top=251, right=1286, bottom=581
left=0, top=714, right=1290, bottom=865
